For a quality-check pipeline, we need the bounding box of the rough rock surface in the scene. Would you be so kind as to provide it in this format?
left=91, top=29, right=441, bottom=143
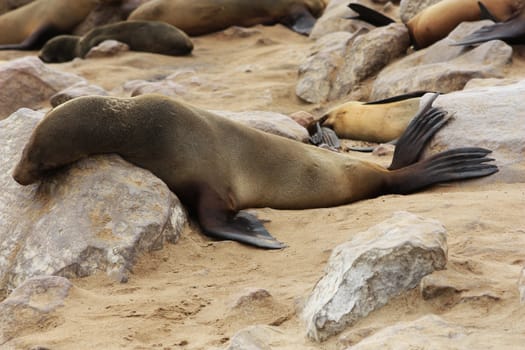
left=302, top=211, right=447, bottom=341
left=520, top=268, right=525, bottom=304
left=399, top=0, right=442, bottom=23
left=224, top=325, right=283, bottom=350
left=371, top=21, right=513, bottom=99
left=347, top=315, right=469, bottom=349
left=0, top=56, right=85, bottom=119
left=426, top=81, right=525, bottom=184
left=0, top=109, right=187, bottom=294
left=0, top=276, right=72, bottom=345
left=296, top=31, right=357, bottom=103
left=50, top=82, right=109, bottom=107
left=329, top=23, right=410, bottom=100
left=213, top=110, right=309, bottom=142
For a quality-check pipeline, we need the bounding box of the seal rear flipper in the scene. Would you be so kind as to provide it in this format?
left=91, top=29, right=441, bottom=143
left=452, top=19, right=525, bottom=46
left=284, top=6, right=318, bottom=35
left=388, top=93, right=450, bottom=170
left=0, top=24, right=64, bottom=51
left=478, top=1, right=499, bottom=22
left=387, top=147, right=498, bottom=194
left=309, top=122, right=341, bottom=150
left=346, top=3, right=396, bottom=27
left=200, top=211, right=287, bottom=249
left=364, top=91, right=437, bottom=105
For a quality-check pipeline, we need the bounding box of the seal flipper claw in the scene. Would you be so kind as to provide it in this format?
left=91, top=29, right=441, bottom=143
left=200, top=211, right=287, bottom=249
left=346, top=3, right=395, bottom=27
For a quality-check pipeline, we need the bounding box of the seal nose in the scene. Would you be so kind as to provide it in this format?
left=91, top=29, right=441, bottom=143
left=12, top=164, right=36, bottom=185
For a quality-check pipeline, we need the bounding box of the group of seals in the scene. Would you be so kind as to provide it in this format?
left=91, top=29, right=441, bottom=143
left=0, top=0, right=98, bottom=50
left=39, top=20, right=193, bottom=63
left=13, top=94, right=498, bottom=249
left=349, top=0, right=524, bottom=49
left=128, top=0, right=327, bottom=36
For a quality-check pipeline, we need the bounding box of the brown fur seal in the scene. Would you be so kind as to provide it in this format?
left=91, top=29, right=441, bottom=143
left=348, top=0, right=523, bottom=49
left=39, top=20, right=193, bottom=63
left=12, top=94, right=497, bottom=249
left=0, top=0, right=98, bottom=50
left=454, top=5, right=525, bottom=46
left=319, top=93, right=427, bottom=143
left=128, top=0, right=327, bottom=36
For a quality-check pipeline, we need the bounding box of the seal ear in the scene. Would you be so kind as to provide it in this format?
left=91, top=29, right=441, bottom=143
left=346, top=3, right=395, bottom=27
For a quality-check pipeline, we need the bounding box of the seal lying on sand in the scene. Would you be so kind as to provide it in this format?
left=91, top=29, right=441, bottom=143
left=128, top=0, right=327, bottom=36
left=0, top=0, right=97, bottom=50
left=39, top=20, right=193, bottom=63
left=13, top=94, right=497, bottom=249
left=348, top=0, right=522, bottom=49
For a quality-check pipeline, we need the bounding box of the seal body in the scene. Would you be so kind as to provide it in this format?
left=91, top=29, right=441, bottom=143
left=39, top=20, right=193, bottom=63
left=0, top=0, right=97, bottom=47
left=13, top=95, right=497, bottom=248
left=406, top=0, right=522, bottom=48
left=128, top=0, right=326, bottom=36
left=321, top=97, right=421, bottom=143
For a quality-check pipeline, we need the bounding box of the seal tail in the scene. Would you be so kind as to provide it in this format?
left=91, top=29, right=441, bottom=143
left=346, top=3, right=396, bottom=27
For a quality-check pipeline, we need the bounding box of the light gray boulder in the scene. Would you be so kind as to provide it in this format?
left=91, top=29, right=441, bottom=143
left=302, top=211, right=447, bottom=341
left=0, top=56, right=85, bottom=119
left=329, top=23, right=410, bottom=100
left=84, top=39, right=130, bottom=59
left=426, top=81, right=525, bottom=184
left=371, top=21, right=512, bottom=99
left=0, top=109, right=187, bottom=294
left=0, top=276, right=72, bottom=344
left=224, top=325, right=282, bottom=350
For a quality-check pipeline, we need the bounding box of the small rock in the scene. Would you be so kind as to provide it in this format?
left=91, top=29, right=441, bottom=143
left=288, top=110, right=316, bottom=128
left=224, top=325, right=282, bottom=350
left=85, top=39, right=130, bottom=59
left=230, top=288, right=272, bottom=309
left=50, top=82, right=109, bottom=107
left=302, top=211, right=447, bottom=341
left=213, top=110, right=309, bottom=142
left=0, top=276, right=72, bottom=344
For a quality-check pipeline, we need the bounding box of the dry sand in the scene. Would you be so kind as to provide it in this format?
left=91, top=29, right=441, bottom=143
left=1, top=24, right=525, bottom=349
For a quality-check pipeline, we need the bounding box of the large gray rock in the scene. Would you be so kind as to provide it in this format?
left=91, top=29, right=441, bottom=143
left=0, top=276, right=72, bottom=344
left=302, top=211, right=447, bottom=341
left=0, top=56, right=86, bottom=119
left=426, top=81, right=525, bottom=184
left=399, top=0, right=442, bottom=23
left=0, top=109, right=187, bottom=294
left=329, top=23, right=410, bottom=100
left=371, top=21, right=513, bottom=99
left=296, top=31, right=358, bottom=104
left=346, top=315, right=469, bottom=349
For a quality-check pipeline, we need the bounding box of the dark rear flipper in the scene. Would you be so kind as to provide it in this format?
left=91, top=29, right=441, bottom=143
left=388, top=93, right=449, bottom=170
left=388, top=147, right=498, bottom=194
left=364, top=91, right=437, bottom=105
left=346, top=3, right=396, bottom=27
left=309, top=122, right=341, bottom=150
left=478, top=1, right=499, bottom=22
left=284, top=6, right=318, bottom=35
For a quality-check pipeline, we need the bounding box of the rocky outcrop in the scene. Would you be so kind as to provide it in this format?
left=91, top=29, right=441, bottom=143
left=0, top=56, right=85, bottom=119
left=371, top=22, right=513, bottom=99
left=302, top=211, right=447, bottom=341
left=0, top=109, right=187, bottom=294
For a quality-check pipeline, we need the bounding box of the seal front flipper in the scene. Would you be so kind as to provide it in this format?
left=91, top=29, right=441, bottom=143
left=196, top=187, right=286, bottom=249
left=346, top=3, right=395, bottom=27
left=0, top=24, right=64, bottom=51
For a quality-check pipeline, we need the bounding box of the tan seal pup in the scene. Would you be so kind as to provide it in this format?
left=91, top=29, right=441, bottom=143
left=38, top=20, right=193, bottom=63
left=318, top=93, right=428, bottom=143
left=0, top=0, right=98, bottom=50
left=12, top=94, right=497, bottom=249
left=348, top=0, right=523, bottom=49
left=128, top=0, right=327, bottom=36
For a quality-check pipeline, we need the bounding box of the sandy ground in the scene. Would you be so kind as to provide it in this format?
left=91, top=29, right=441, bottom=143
left=1, top=24, right=525, bottom=349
